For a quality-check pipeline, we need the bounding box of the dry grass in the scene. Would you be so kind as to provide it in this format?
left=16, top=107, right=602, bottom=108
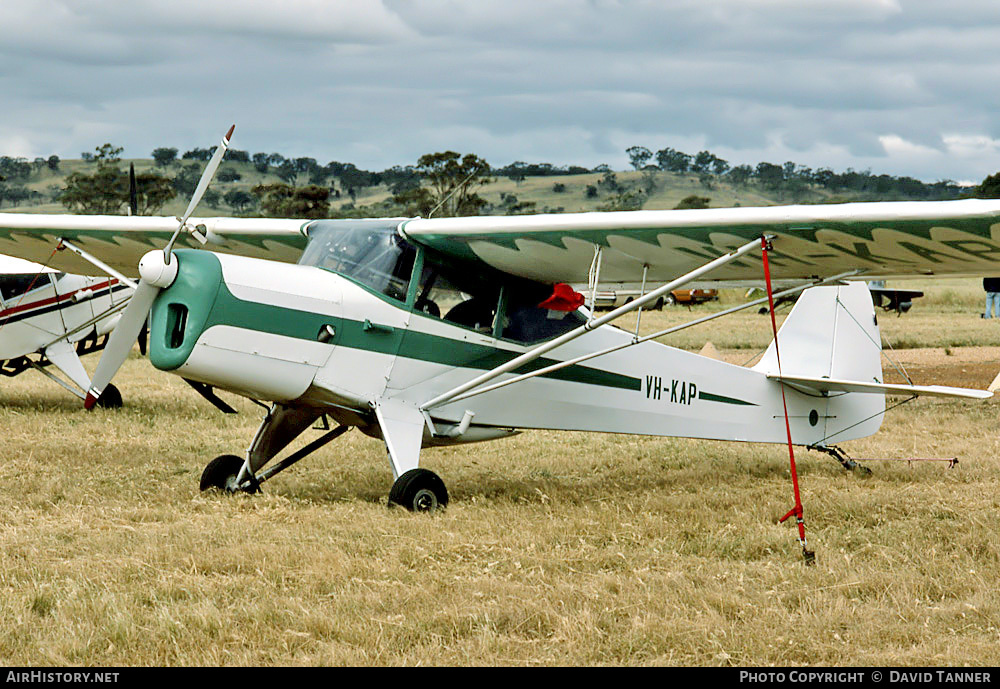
left=2, top=288, right=999, bottom=666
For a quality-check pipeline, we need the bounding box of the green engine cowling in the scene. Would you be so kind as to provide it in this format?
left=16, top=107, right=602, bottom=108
left=148, top=249, right=341, bottom=402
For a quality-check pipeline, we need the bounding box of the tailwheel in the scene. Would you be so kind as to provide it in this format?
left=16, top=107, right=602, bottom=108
left=200, top=454, right=260, bottom=493
left=388, top=468, right=449, bottom=512
left=95, top=383, right=123, bottom=409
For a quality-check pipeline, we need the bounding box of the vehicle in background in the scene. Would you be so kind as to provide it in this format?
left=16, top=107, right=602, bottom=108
left=585, top=287, right=719, bottom=310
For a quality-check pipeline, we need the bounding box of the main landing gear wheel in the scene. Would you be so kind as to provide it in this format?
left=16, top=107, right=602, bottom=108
left=95, top=383, right=123, bottom=409
left=200, top=454, right=260, bottom=493
left=388, top=468, right=449, bottom=512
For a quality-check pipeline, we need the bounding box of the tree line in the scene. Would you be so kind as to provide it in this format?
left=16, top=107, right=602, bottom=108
left=2, top=140, right=996, bottom=217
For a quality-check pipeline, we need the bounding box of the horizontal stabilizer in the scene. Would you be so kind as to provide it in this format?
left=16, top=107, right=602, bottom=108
left=766, top=373, right=993, bottom=400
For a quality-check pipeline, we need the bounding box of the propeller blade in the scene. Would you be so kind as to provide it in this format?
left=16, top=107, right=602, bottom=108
left=84, top=281, right=159, bottom=409
left=128, top=163, right=138, bottom=216
left=164, top=124, right=235, bottom=259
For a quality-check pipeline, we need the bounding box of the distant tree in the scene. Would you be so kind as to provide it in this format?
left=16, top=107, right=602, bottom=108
left=275, top=160, right=298, bottom=184
left=506, top=162, right=527, bottom=185
left=227, top=149, right=250, bottom=163
left=294, top=157, right=319, bottom=175
left=61, top=164, right=128, bottom=214
left=152, top=147, right=178, bottom=167
left=711, top=156, right=730, bottom=176
left=171, top=164, right=202, bottom=196
left=62, top=157, right=174, bottom=214
left=655, top=147, right=691, bottom=173
left=498, top=192, right=537, bottom=215
left=0, top=156, right=31, bottom=182
left=182, top=147, right=215, bottom=161
left=726, top=164, right=753, bottom=187
left=674, top=195, right=711, bottom=210
left=597, top=171, right=623, bottom=193
left=552, top=182, right=566, bottom=193
left=217, top=167, right=242, bottom=183
left=202, top=189, right=221, bottom=208
left=976, top=172, right=1000, bottom=199
left=252, top=183, right=330, bottom=218
left=626, top=146, right=653, bottom=171
left=224, top=189, right=256, bottom=213
left=597, top=187, right=646, bottom=211
left=93, top=143, right=123, bottom=164
left=132, top=171, right=177, bottom=214
left=407, top=151, right=492, bottom=217
left=0, top=184, right=33, bottom=209
left=46, top=155, right=60, bottom=171
left=585, top=184, right=598, bottom=198
left=754, top=162, right=785, bottom=190
left=252, top=152, right=270, bottom=173
left=337, top=164, right=375, bottom=191
left=691, top=150, right=716, bottom=174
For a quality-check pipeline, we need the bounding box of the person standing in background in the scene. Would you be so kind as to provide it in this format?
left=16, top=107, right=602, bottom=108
left=983, top=277, right=1000, bottom=318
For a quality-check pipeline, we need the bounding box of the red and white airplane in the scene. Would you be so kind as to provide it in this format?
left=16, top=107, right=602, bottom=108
left=0, top=253, right=132, bottom=406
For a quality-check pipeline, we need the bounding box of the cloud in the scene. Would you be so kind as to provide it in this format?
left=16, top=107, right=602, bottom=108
left=1, top=1, right=999, bottom=183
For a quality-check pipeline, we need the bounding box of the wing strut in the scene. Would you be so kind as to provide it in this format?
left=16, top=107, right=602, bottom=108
left=57, top=239, right=138, bottom=289
left=421, top=236, right=765, bottom=412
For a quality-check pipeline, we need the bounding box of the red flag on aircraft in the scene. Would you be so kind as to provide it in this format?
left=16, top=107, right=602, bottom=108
left=539, top=283, right=585, bottom=311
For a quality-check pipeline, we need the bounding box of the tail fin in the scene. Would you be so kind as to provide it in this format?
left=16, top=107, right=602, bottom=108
left=752, top=282, right=885, bottom=444
left=754, top=282, right=882, bottom=384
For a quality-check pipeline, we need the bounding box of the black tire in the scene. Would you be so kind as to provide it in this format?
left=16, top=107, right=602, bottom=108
left=96, top=383, right=123, bottom=409
left=388, top=468, right=449, bottom=512
left=200, top=454, right=259, bottom=493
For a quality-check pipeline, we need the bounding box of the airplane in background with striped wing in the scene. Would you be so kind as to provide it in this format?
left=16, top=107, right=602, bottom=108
left=0, top=253, right=132, bottom=406
left=0, top=127, right=995, bottom=551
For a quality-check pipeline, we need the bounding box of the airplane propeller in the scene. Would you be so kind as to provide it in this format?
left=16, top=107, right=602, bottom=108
left=83, top=124, right=235, bottom=409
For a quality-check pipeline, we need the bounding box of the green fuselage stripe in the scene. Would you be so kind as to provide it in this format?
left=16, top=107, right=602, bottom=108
left=183, top=280, right=640, bottom=392
left=698, top=391, right=757, bottom=406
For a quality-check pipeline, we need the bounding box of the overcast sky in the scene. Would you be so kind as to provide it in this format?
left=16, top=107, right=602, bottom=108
left=2, top=0, right=999, bottom=183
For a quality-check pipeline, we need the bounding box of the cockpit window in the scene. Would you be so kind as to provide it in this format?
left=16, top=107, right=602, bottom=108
left=414, top=264, right=500, bottom=333
left=413, top=249, right=585, bottom=343
left=0, top=274, right=48, bottom=303
left=300, top=220, right=415, bottom=302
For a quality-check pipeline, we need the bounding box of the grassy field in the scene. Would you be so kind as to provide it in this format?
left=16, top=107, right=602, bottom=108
left=1, top=283, right=999, bottom=666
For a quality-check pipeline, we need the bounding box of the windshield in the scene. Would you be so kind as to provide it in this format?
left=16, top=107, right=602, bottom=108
left=300, top=220, right=415, bottom=302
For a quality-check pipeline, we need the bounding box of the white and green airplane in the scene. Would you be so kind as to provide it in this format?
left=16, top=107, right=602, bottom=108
left=0, top=129, right=995, bottom=518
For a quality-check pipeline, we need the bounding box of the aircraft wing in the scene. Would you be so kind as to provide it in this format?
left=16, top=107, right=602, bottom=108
left=6, top=198, right=1000, bottom=284
left=0, top=213, right=311, bottom=275
left=400, top=199, right=1000, bottom=284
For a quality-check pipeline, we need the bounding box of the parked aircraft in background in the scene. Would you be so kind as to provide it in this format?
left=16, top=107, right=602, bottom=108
left=0, top=254, right=132, bottom=406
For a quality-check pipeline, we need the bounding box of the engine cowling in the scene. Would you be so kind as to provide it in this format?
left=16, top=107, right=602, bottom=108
left=148, top=249, right=342, bottom=402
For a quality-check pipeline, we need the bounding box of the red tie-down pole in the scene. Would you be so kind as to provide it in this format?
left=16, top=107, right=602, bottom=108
left=760, top=235, right=816, bottom=565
